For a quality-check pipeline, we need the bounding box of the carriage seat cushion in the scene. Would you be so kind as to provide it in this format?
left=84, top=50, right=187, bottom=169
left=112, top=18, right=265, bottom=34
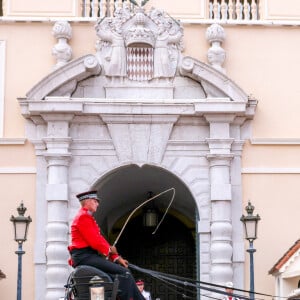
left=72, top=265, right=113, bottom=283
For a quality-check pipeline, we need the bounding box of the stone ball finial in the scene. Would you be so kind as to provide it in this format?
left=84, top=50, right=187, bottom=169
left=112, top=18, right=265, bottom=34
left=52, top=21, right=72, bottom=40
left=52, top=21, right=72, bottom=70
left=206, top=23, right=225, bottom=44
left=206, top=23, right=226, bottom=74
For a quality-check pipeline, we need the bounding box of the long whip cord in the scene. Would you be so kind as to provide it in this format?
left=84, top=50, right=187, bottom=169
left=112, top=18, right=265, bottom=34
left=112, top=187, right=176, bottom=247
left=129, top=263, right=289, bottom=300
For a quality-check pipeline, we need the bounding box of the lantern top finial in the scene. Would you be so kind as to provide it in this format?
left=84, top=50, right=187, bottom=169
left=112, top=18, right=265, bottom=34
left=245, top=201, right=255, bottom=216
left=17, top=201, right=27, bottom=217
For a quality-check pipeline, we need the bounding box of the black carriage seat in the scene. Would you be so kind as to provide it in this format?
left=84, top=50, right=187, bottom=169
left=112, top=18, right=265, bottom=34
left=68, top=265, right=119, bottom=300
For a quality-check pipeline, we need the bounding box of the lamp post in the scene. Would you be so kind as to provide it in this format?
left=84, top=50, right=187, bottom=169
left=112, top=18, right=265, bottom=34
left=240, top=201, right=260, bottom=300
left=10, top=202, right=32, bottom=300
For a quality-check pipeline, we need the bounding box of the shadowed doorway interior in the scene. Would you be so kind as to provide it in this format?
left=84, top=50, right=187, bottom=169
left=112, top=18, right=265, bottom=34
left=117, top=213, right=196, bottom=300
left=94, top=164, right=198, bottom=298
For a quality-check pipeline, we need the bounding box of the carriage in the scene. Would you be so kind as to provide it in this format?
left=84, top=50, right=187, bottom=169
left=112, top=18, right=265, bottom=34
left=64, top=265, right=120, bottom=300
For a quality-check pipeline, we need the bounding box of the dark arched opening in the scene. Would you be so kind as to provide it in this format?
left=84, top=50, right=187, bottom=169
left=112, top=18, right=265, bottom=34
left=93, top=164, right=198, bottom=299
left=117, top=213, right=196, bottom=300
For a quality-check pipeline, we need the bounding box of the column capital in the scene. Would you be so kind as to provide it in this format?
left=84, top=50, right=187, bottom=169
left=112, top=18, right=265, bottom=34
left=206, top=154, right=234, bottom=166
left=43, top=137, right=72, bottom=156
left=30, top=139, right=47, bottom=156
left=231, top=140, right=246, bottom=155
left=206, top=138, right=234, bottom=143
left=44, top=154, right=71, bottom=167
left=206, top=138, right=234, bottom=155
left=232, top=116, right=247, bottom=126
left=41, top=113, right=75, bottom=122
left=204, top=114, right=236, bottom=124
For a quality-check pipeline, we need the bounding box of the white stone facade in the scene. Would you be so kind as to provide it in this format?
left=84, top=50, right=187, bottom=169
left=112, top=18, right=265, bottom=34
left=18, top=6, right=257, bottom=300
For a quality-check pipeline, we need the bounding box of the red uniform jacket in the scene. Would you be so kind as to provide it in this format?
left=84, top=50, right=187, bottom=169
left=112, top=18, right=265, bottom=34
left=68, top=207, right=119, bottom=265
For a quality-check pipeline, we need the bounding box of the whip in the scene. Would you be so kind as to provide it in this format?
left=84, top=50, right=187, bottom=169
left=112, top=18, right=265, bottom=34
left=112, top=187, right=176, bottom=247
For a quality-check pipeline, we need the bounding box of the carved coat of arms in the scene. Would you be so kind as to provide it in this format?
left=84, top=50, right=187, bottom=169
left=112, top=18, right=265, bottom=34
left=95, top=5, right=184, bottom=81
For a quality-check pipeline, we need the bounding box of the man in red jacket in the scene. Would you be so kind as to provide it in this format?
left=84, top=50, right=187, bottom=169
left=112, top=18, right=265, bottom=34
left=68, top=190, right=144, bottom=300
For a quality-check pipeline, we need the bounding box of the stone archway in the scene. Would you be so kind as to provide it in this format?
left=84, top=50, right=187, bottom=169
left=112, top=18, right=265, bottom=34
left=92, top=164, right=196, bottom=233
left=91, top=164, right=197, bottom=299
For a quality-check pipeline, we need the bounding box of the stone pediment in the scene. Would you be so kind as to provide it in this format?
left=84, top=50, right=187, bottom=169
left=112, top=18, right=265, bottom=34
left=24, top=6, right=250, bottom=103
left=24, top=57, right=248, bottom=103
left=180, top=57, right=248, bottom=102
left=26, top=55, right=101, bottom=101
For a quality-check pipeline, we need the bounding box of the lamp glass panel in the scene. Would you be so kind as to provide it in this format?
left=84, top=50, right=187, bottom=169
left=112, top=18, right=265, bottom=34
left=15, top=221, right=27, bottom=242
left=245, top=219, right=257, bottom=240
left=143, top=211, right=158, bottom=227
left=90, top=286, right=104, bottom=300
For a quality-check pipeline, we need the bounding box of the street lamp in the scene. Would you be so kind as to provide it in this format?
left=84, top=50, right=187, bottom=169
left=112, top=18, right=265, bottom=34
left=240, top=201, right=260, bottom=300
left=10, top=202, right=32, bottom=300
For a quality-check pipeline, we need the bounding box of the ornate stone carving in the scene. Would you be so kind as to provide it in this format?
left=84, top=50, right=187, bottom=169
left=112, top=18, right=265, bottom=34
left=206, top=23, right=226, bottom=74
left=124, top=8, right=155, bottom=47
left=52, top=21, right=72, bottom=70
left=95, top=6, right=183, bottom=81
left=95, top=18, right=127, bottom=78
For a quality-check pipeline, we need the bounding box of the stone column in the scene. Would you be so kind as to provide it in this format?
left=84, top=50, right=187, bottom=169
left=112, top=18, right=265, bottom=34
left=42, top=114, right=73, bottom=300
left=25, top=116, right=48, bottom=300
left=231, top=117, right=247, bottom=287
left=205, top=114, right=235, bottom=284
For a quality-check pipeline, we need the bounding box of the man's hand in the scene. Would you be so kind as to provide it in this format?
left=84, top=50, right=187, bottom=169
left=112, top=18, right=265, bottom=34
left=117, top=257, right=129, bottom=268
left=110, top=246, right=118, bottom=255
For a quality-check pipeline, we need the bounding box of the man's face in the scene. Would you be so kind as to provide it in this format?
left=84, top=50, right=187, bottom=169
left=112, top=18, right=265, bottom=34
left=137, top=283, right=144, bottom=292
left=85, top=198, right=99, bottom=213
left=226, top=288, right=233, bottom=294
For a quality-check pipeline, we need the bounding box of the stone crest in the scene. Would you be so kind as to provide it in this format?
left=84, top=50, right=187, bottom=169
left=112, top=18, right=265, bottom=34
left=95, top=5, right=183, bottom=81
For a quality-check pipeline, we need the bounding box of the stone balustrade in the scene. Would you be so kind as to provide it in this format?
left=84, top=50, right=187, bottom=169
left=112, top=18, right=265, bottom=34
left=79, top=0, right=260, bottom=20
left=80, top=0, right=132, bottom=18
left=209, top=0, right=260, bottom=20
left=0, top=0, right=256, bottom=20
left=0, top=0, right=264, bottom=22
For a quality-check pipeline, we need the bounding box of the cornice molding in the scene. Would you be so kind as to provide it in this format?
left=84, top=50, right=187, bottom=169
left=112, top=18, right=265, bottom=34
left=280, top=249, right=300, bottom=275
left=2, top=17, right=300, bottom=27
left=242, top=168, right=300, bottom=174
left=250, top=138, right=300, bottom=145
left=19, top=97, right=252, bottom=118
left=0, top=167, right=36, bottom=173
left=0, top=138, right=26, bottom=144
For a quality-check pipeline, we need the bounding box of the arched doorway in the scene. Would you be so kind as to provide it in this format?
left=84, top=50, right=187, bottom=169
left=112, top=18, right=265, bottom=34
left=93, top=164, right=197, bottom=299
left=117, top=213, right=197, bottom=300
left=93, top=164, right=197, bottom=233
